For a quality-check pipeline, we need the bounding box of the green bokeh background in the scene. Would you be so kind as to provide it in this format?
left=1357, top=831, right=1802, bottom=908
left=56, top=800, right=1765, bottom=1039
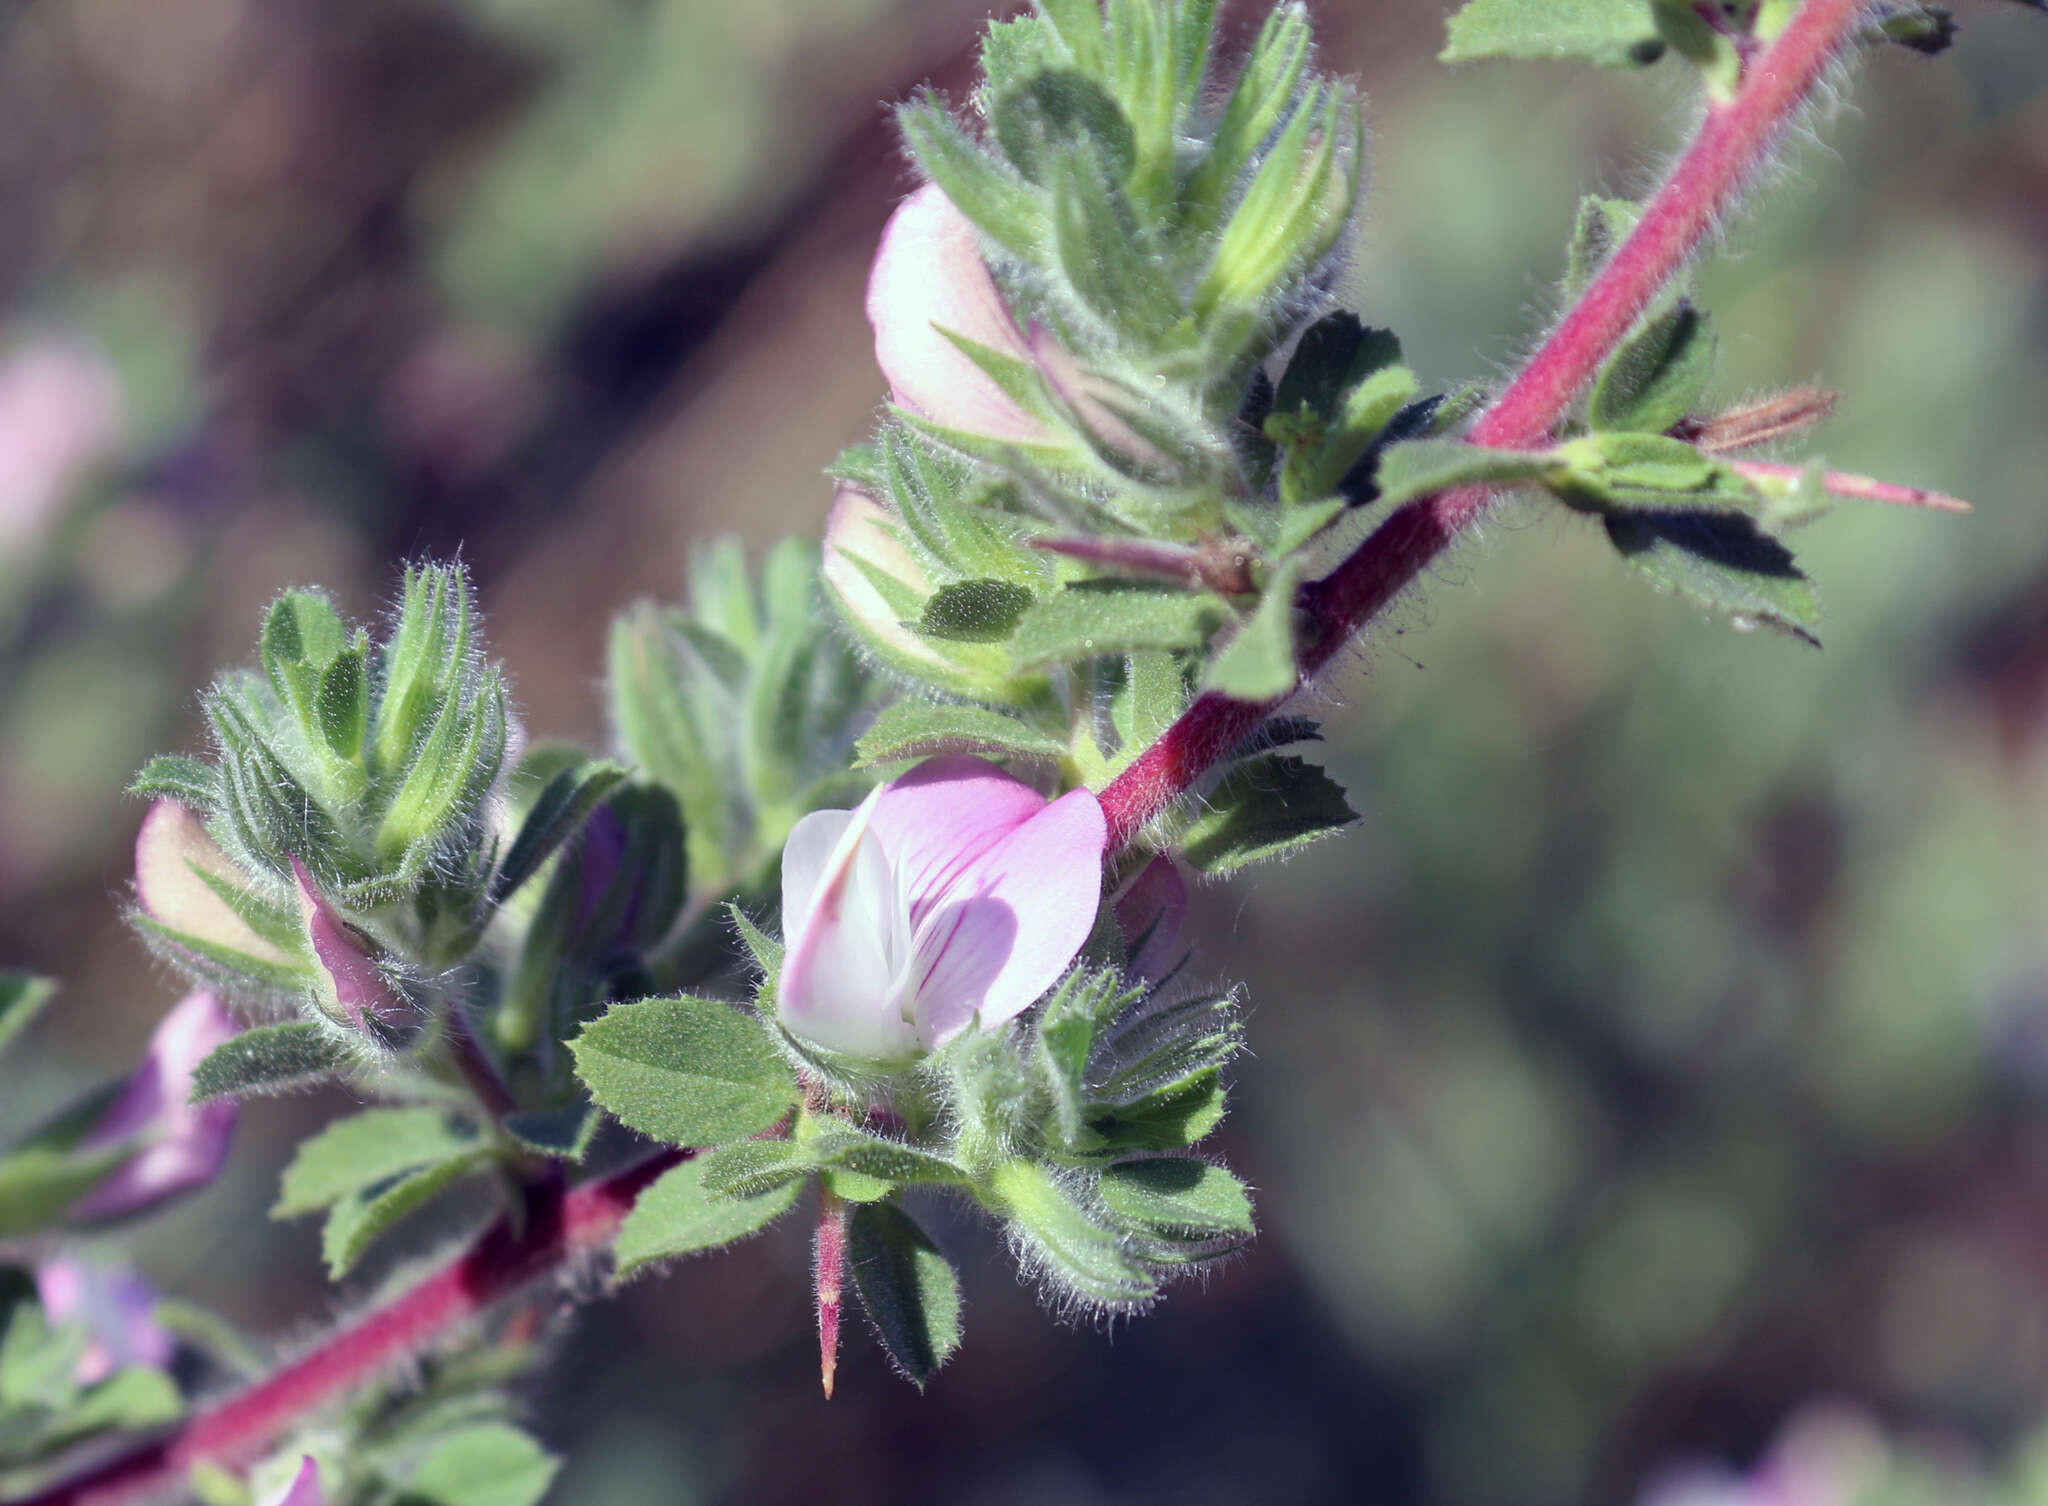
left=0, top=3, right=2045, bottom=1502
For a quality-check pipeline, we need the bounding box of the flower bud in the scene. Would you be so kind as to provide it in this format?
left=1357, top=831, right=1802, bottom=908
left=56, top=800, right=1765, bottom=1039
left=820, top=483, right=945, bottom=671
left=291, top=858, right=411, bottom=1034
left=133, top=799, right=302, bottom=978
left=1113, top=856, right=1190, bottom=982
left=34, top=1257, right=173, bottom=1386
left=68, top=990, right=239, bottom=1223
left=778, top=755, right=1107, bottom=1061
left=267, top=1457, right=325, bottom=1506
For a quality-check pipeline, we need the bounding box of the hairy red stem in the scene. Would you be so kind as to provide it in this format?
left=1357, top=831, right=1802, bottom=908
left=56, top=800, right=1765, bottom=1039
left=1097, top=0, right=1873, bottom=850
left=18, top=1152, right=688, bottom=1506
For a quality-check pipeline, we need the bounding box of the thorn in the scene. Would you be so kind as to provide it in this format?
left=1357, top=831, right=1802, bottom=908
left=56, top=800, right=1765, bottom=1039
left=1730, top=458, right=1973, bottom=514
left=815, top=1186, right=847, bottom=1400
left=1674, top=387, right=1838, bottom=452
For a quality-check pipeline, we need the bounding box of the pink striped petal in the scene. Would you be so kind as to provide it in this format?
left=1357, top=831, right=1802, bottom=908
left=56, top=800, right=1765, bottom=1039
left=70, top=991, right=238, bottom=1222
left=779, top=793, right=917, bottom=1061
left=906, top=785, right=1107, bottom=1047
left=868, top=755, right=1050, bottom=931
left=867, top=185, right=1048, bottom=445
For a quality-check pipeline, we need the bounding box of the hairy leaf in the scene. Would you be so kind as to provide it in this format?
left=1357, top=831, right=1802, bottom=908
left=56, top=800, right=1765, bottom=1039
left=571, top=997, right=799, bottom=1148
left=1442, top=0, right=1667, bottom=69
left=1179, top=755, right=1358, bottom=874
left=613, top=1155, right=802, bottom=1279
left=846, top=1202, right=963, bottom=1386
left=190, top=1023, right=354, bottom=1104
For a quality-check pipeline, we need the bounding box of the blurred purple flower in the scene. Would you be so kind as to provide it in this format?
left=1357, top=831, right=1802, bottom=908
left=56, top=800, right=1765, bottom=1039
left=1635, top=1404, right=1886, bottom=1506
left=34, top=1257, right=173, bottom=1386
left=779, top=755, right=1107, bottom=1060
left=69, top=990, right=239, bottom=1223
left=1113, top=856, right=1190, bottom=982
left=0, top=335, right=124, bottom=556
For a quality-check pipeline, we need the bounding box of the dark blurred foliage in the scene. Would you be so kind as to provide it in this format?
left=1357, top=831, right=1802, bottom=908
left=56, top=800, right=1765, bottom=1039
left=0, top=2, right=2045, bottom=1503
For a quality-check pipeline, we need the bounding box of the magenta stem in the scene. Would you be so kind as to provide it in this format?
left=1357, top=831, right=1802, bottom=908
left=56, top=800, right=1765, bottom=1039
left=1097, top=0, right=1875, bottom=850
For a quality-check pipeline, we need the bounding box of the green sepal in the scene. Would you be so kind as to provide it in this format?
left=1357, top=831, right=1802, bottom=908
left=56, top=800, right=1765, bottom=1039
left=812, top=1129, right=971, bottom=1190
left=988, top=1160, right=1156, bottom=1307
left=0, top=975, right=56, bottom=1061
left=273, top=1107, right=484, bottom=1220
left=1177, top=753, right=1358, bottom=874
left=189, top=1022, right=355, bottom=1104
left=1442, top=0, right=1668, bottom=69
left=1099, top=1157, right=1255, bottom=1252
left=1605, top=509, right=1823, bottom=646
left=1009, top=583, right=1227, bottom=670
left=1565, top=196, right=1644, bottom=301
left=131, top=916, right=316, bottom=1003
left=845, top=1202, right=963, bottom=1387
left=1588, top=300, right=1717, bottom=435
left=1034, top=968, right=1141, bottom=1151
left=1087, top=1070, right=1226, bottom=1154
left=1090, top=990, right=1244, bottom=1111
left=728, top=905, right=784, bottom=982
left=489, top=758, right=631, bottom=905
left=896, top=92, right=1042, bottom=259
left=571, top=997, right=800, bottom=1149
left=993, top=67, right=1136, bottom=185
left=1372, top=438, right=1563, bottom=508
left=128, top=755, right=219, bottom=810
left=855, top=702, right=1065, bottom=768
left=612, top=1154, right=803, bottom=1280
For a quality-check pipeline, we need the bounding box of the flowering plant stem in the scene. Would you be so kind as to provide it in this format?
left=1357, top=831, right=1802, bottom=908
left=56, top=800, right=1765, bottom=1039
left=1097, top=0, right=1869, bottom=852
left=19, top=1151, right=688, bottom=1506
left=21, top=3, right=1873, bottom=1499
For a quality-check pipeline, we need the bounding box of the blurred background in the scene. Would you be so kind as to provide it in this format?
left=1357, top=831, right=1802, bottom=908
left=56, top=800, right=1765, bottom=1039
left=0, top=2, right=2044, bottom=1503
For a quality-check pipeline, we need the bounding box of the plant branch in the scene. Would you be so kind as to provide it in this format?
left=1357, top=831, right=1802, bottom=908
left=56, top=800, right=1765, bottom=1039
left=1097, top=0, right=1874, bottom=851
left=19, top=1151, right=688, bottom=1506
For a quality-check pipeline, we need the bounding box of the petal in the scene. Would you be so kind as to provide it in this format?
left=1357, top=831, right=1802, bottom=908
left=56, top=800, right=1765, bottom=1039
left=1113, top=856, right=1191, bottom=982
left=134, top=800, right=296, bottom=966
left=71, top=991, right=239, bottom=1222
left=779, top=801, right=862, bottom=944
left=1028, top=323, right=1172, bottom=472
left=906, top=785, right=1107, bottom=1047
left=293, top=858, right=408, bottom=1032
left=867, top=184, right=1046, bottom=444
left=778, top=796, right=917, bottom=1061
left=868, top=755, right=1049, bottom=931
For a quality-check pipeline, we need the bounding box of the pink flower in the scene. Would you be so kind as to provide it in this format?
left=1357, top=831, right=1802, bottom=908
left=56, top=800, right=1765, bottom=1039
left=867, top=185, right=1166, bottom=469
left=778, top=755, right=1108, bottom=1060
left=820, top=482, right=946, bottom=673
left=69, top=990, right=239, bottom=1222
left=0, top=335, right=123, bottom=554
left=34, top=1258, right=173, bottom=1386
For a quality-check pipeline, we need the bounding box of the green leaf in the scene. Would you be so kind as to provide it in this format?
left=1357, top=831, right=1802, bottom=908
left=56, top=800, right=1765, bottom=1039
left=812, top=1131, right=970, bottom=1189
left=402, top=1423, right=560, bottom=1506
left=1179, top=754, right=1358, bottom=875
left=501, top=1102, right=599, bottom=1162
left=1372, top=438, right=1563, bottom=508
left=1869, top=4, right=1957, bottom=52
left=917, top=580, right=1036, bottom=644
left=897, top=93, right=1042, bottom=259
left=1009, top=584, right=1228, bottom=670
left=1442, top=0, right=1667, bottom=69
left=1100, top=1158, right=1254, bottom=1241
left=1588, top=300, right=1717, bottom=435
left=1605, top=509, right=1823, bottom=646
left=489, top=759, right=631, bottom=905
left=613, top=1155, right=803, bottom=1279
left=190, top=1022, right=354, bottom=1104
left=989, top=1160, right=1156, bottom=1307
left=696, top=1139, right=815, bottom=1200
left=1035, top=968, right=1135, bottom=1148
left=855, top=703, right=1065, bottom=768
left=57, top=1366, right=183, bottom=1440
left=846, top=1202, right=963, bottom=1387
left=1203, top=558, right=1304, bottom=703
left=0, top=975, right=56, bottom=1060
left=274, top=1108, right=482, bottom=1219
left=0, top=1143, right=132, bottom=1238
left=571, top=997, right=799, bottom=1149
left=1274, top=315, right=1403, bottom=421
left=321, top=1148, right=497, bottom=1278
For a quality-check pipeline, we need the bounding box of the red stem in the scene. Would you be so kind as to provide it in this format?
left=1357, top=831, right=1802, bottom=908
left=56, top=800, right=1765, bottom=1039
left=18, top=1151, right=688, bottom=1506
left=1097, top=0, right=1873, bottom=850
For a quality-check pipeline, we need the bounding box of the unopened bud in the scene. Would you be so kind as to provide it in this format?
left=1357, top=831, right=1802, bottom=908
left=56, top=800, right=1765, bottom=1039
left=291, top=858, right=412, bottom=1035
